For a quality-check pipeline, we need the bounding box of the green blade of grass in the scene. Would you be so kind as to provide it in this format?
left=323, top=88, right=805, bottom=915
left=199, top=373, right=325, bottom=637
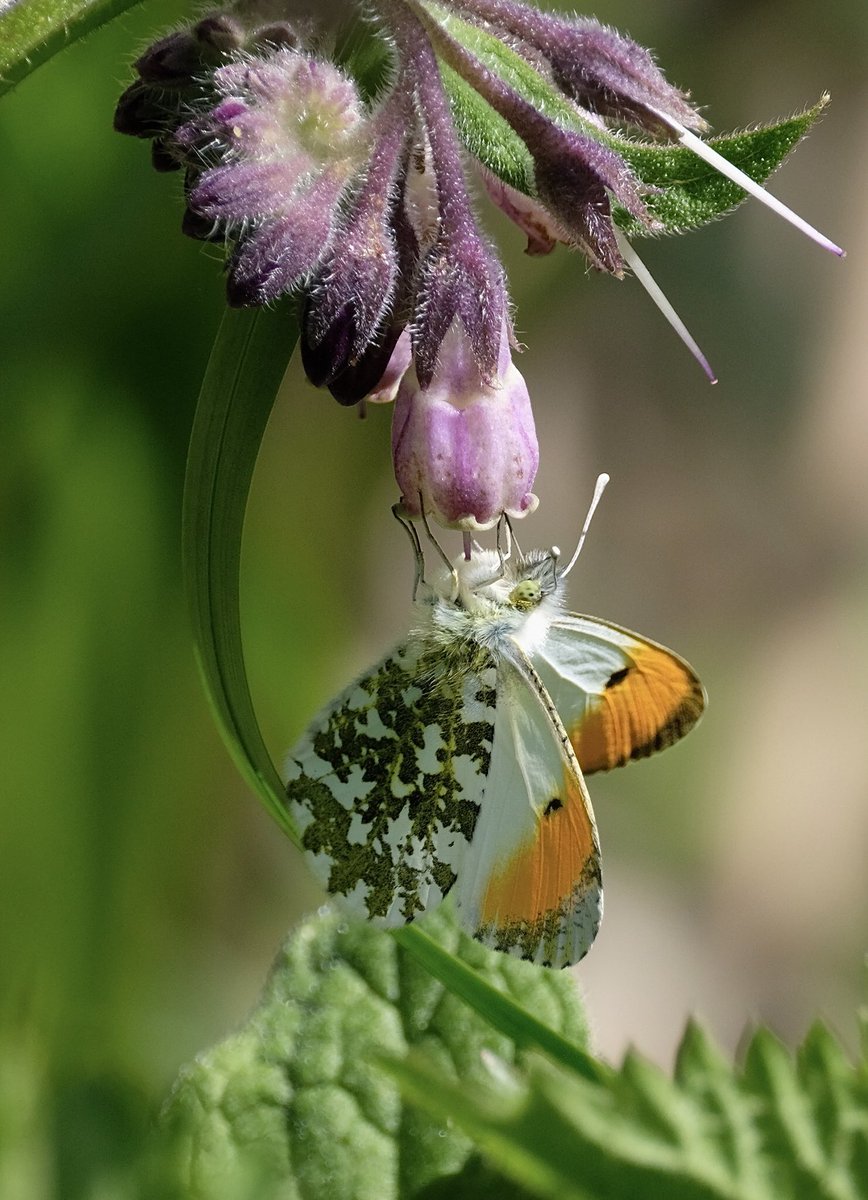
left=393, top=926, right=610, bottom=1085
left=181, top=302, right=300, bottom=844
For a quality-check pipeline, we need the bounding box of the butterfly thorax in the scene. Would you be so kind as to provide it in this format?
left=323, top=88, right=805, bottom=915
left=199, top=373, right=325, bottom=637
left=414, top=548, right=566, bottom=677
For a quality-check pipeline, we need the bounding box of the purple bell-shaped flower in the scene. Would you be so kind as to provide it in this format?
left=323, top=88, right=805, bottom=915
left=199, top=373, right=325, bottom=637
left=392, top=319, right=538, bottom=531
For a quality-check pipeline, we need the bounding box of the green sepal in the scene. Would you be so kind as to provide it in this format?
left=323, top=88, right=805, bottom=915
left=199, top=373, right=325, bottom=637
left=615, top=100, right=830, bottom=236
left=428, top=1, right=828, bottom=238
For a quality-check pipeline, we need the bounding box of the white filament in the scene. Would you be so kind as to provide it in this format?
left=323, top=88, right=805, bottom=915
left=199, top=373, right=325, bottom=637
left=652, top=109, right=845, bottom=258
left=616, top=229, right=717, bottom=384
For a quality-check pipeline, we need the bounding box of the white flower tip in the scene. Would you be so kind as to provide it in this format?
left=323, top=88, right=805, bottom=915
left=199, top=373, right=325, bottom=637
left=700, top=356, right=718, bottom=386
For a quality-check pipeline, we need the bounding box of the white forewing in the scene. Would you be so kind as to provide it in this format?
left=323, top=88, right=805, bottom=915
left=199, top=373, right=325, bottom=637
left=536, top=616, right=637, bottom=689
left=284, top=638, right=496, bottom=927
left=456, top=644, right=602, bottom=968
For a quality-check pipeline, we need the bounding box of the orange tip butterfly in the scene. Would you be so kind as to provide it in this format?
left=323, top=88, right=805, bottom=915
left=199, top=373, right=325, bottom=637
left=284, top=476, right=705, bottom=967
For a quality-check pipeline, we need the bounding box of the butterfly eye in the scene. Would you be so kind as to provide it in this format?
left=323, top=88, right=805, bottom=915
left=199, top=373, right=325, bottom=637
left=509, top=579, right=542, bottom=610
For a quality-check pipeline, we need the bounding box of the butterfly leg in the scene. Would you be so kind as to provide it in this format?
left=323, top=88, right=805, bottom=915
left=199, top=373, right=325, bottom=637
left=391, top=503, right=427, bottom=600
left=470, top=514, right=511, bottom=590
left=419, top=499, right=459, bottom=599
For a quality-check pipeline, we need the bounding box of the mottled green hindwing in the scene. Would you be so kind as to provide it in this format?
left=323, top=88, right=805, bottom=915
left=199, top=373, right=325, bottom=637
left=285, top=640, right=497, bottom=924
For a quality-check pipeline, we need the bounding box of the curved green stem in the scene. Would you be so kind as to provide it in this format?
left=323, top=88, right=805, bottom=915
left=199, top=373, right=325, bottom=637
left=0, top=0, right=143, bottom=97
left=182, top=303, right=300, bottom=844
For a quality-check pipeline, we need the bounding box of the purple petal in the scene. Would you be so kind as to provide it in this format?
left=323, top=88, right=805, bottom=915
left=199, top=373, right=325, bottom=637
left=226, top=171, right=346, bottom=305
left=190, top=159, right=306, bottom=221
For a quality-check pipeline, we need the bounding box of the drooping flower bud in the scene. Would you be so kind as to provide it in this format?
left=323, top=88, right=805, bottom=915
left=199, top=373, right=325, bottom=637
left=114, top=11, right=257, bottom=163
left=447, top=0, right=706, bottom=137
left=115, top=0, right=843, bottom=394
left=175, top=48, right=372, bottom=306
left=392, top=321, right=538, bottom=531
left=299, top=83, right=414, bottom=390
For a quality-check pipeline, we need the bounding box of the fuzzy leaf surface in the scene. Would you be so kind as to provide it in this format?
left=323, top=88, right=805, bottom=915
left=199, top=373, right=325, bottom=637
left=162, top=904, right=590, bottom=1200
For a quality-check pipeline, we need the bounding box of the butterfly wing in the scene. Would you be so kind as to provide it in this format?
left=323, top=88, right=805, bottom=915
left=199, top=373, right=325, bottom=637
left=531, top=616, right=705, bottom=775
left=284, top=639, right=496, bottom=926
left=455, top=643, right=602, bottom=968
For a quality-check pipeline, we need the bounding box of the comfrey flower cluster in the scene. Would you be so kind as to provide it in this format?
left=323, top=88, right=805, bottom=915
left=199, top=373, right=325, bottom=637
left=116, top=0, right=842, bottom=532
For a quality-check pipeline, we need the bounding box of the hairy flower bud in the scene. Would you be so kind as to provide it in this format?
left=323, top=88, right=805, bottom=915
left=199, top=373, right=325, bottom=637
left=116, top=0, right=842, bottom=397
left=113, top=12, right=247, bottom=148
left=392, top=321, right=538, bottom=531
left=175, top=48, right=371, bottom=305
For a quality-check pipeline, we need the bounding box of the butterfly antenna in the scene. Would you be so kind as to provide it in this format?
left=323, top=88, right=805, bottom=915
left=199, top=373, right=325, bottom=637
left=615, top=229, right=717, bottom=384
left=392, top=503, right=426, bottom=600
left=419, top=496, right=459, bottom=598
left=561, top=473, right=610, bottom=580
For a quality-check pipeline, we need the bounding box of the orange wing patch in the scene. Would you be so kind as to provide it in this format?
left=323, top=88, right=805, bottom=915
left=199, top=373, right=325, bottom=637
left=570, top=643, right=705, bottom=774
left=480, top=768, right=596, bottom=927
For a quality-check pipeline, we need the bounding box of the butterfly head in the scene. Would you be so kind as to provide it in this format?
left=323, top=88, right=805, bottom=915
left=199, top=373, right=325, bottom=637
left=419, top=546, right=565, bottom=662
left=508, top=547, right=563, bottom=608
left=438, top=545, right=562, bottom=613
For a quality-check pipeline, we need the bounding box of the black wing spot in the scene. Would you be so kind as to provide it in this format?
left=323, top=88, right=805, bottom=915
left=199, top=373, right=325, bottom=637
left=606, top=667, right=630, bottom=689
left=544, top=796, right=563, bottom=817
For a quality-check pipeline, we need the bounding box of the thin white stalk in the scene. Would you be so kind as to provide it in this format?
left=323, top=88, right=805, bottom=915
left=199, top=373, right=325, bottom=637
left=652, top=108, right=845, bottom=258
left=615, top=229, right=717, bottom=384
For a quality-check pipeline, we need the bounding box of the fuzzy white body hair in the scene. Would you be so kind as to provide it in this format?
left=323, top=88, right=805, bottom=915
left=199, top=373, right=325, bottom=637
left=416, top=548, right=566, bottom=660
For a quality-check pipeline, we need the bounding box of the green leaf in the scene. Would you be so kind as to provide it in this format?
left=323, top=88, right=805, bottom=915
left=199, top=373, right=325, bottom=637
left=614, top=102, right=830, bottom=236
left=385, top=1053, right=596, bottom=1200
left=385, top=1016, right=868, bottom=1200
left=162, top=904, right=591, bottom=1199
left=428, top=0, right=827, bottom=237
left=741, top=1027, right=865, bottom=1200
left=392, top=925, right=607, bottom=1085
left=673, top=1019, right=766, bottom=1193
left=181, top=303, right=300, bottom=844
left=0, top=0, right=143, bottom=97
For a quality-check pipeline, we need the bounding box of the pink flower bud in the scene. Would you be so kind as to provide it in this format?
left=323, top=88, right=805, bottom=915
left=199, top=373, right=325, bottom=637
left=391, top=322, right=538, bottom=531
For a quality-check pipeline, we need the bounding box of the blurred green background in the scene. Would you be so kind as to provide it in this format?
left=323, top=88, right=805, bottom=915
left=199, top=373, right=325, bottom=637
left=2, top=0, right=867, bottom=1192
